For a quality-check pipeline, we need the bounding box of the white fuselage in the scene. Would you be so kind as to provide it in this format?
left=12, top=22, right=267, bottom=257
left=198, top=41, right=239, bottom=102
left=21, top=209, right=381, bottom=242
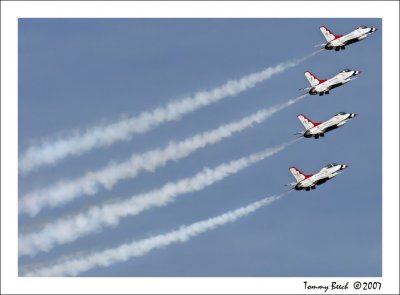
left=305, top=113, right=356, bottom=137
left=310, top=70, right=360, bottom=95
left=296, top=164, right=347, bottom=190
left=326, top=27, right=377, bottom=50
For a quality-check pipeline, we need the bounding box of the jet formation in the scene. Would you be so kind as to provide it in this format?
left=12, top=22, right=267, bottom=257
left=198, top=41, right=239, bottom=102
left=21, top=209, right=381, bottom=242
left=287, top=24, right=378, bottom=191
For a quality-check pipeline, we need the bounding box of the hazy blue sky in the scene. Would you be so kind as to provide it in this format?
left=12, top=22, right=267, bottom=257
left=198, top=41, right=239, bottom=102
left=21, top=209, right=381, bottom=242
left=19, top=18, right=381, bottom=276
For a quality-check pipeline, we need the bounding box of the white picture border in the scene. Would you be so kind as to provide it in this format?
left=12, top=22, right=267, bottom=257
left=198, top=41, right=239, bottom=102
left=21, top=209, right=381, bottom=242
left=1, top=1, right=399, bottom=294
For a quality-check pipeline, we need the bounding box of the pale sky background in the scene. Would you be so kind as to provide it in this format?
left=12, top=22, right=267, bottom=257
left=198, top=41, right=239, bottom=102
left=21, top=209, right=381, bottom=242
left=18, top=18, right=381, bottom=276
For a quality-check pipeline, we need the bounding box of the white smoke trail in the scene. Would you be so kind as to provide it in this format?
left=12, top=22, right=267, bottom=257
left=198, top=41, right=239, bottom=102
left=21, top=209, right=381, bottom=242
left=19, top=52, right=318, bottom=174
left=23, top=191, right=292, bottom=276
left=19, top=94, right=307, bottom=217
left=19, top=138, right=300, bottom=257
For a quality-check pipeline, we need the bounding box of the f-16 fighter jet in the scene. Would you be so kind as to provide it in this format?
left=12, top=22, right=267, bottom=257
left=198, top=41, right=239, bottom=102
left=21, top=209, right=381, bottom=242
left=302, top=69, right=361, bottom=96
left=297, top=112, right=357, bottom=139
left=320, top=25, right=378, bottom=51
left=287, top=164, right=348, bottom=191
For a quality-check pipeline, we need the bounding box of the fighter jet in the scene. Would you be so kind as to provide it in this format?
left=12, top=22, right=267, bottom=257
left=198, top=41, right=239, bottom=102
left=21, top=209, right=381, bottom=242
left=319, top=25, right=378, bottom=51
left=302, top=69, right=361, bottom=96
left=296, top=112, right=358, bottom=139
left=287, top=164, right=348, bottom=191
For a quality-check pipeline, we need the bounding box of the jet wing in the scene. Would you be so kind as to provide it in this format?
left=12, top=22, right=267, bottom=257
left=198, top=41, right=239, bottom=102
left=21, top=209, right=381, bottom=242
left=314, top=178, right=329, bottom=186
left=346, top=76, right=358, bottom=82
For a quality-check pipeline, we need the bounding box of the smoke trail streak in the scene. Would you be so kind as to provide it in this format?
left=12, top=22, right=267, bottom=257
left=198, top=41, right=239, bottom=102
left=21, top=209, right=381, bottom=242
left=23, top=190, right=292, bottom=276
left=19, top=94, right=307, bottom=217
left=19, top=52, right=318, bottom=174
left=19, top=138, right=300, bottom=257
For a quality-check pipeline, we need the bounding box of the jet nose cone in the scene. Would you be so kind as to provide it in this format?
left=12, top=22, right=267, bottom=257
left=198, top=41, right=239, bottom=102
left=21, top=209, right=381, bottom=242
left=341, top=164, right=348, bottom=170
left=355, top=70, right=361, bottom=75
left=371, top=27, right=378, bottom=32
left=350, top=113, right=358, bottom=118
